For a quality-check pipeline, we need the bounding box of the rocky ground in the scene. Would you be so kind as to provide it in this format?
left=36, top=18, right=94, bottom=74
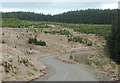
left=1, top=43, right=47, bottom=81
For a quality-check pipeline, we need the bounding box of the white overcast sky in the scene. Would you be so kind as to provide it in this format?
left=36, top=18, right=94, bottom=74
left=1, top=0, right=119, bottom=15
left=1, top=0, right=120, bottom=2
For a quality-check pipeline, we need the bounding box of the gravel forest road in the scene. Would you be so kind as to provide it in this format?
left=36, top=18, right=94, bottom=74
left=39, top=53, right=98, bottom=81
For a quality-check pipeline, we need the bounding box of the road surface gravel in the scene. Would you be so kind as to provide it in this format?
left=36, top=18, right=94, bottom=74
left=39, top=54, right=98, bottom=81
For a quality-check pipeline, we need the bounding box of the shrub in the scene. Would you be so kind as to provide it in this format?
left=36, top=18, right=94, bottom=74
left=38, top=28, right=43, bottom=32
left=26, top=31, right=28, bottom=33
left=28, top=37, right=46, bottom=46
left=34, top=29, right=37, bottom=33
left=35, top=35, right=37, bottom=39
left=86, top=60, right=91, bottom=65
left=70, top=55, right=73, bottom=59
left=44, top=31, right=48, bottom=34
left=44, top=25, right=49, bottom=28
left=18, top=25, right=21, bottom=28
left=17, top=36, right=19, bottom=38
left=82, top=38, right=92, bottom=46
left=35, top=40, right=46, bottom=46
left=28, top=38, right=37, bottom=44
left=30, top=48, right=32, bottom=50
left=2, top=41, right=5, bottom=44
left=73, top=36, right=82, bottom=43
left=68, top=38, right=73, bottom=42
left=87, top=41, right=92, bottom=46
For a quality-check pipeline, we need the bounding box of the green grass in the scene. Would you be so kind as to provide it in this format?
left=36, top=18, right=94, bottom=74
left=68, top=36, right=92, bottom=46
left=34, top=23, right=43, bottom=28
left=2, top=18, right=111, bottom=38
left=2, top=18, right=32, bottom=28
left=73, top=56, right=81, bottom=62
left=44, top=29, right=71, bottom=36
left=73, top=24, right=111, bottom=38
left=45, top=22, right=111, bottom=38
left=72, top=55, right=102, bottom=66
left=89, top=60, right=102, bottom=66
left=110, top=63, right=116, bottom=70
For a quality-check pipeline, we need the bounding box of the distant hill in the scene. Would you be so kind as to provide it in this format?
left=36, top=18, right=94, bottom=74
left=2, top=9, right=118, bottom=24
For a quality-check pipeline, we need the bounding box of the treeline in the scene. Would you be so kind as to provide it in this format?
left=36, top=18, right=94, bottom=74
left=2, top=9, right=118, bottom=24
left=2, top=12, right=51, bottom=21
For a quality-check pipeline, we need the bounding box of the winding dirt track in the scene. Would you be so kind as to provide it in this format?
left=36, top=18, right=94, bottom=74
left=39, top=51, right=99, bottom=81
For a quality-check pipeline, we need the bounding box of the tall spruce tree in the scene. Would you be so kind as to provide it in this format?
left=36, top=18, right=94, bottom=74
left=107, top=11, right=120, bottom=64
